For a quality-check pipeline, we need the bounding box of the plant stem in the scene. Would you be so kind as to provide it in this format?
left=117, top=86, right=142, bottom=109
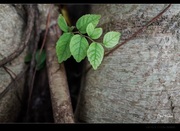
left=73, top=30, right=96, bottom=43
left=83, top=35, right=95, bottom=43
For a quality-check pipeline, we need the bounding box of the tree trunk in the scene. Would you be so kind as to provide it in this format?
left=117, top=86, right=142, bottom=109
left=76, top=4, right=180, bottom=123
left=38, top=4, right=74, bottom=123
left=45, top=27, right=74, bottom=123
left=0, top=4, right=29, bottom=122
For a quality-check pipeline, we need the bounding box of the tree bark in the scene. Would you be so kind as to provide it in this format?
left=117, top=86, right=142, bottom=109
left=45, top=27, right=74, bottom=123
left=0, top=4, right=33, bottom=122
left=76, top=4, right=180, bottom=123
left=41, top=4, right=74, bottom=123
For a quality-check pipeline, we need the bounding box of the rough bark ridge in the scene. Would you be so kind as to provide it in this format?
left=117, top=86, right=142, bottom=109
left=76, top=4, right=180, bottom=123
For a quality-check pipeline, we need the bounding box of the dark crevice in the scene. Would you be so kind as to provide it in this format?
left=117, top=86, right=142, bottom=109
left=16, top=4, right=90, bottom=123
left=64, top=58, right=85, bottom=112
left=16, top=31, right=54, bottom=123
left=168, top=96, right=175, bottom=123
left=17, top=66, right=54, bottom=123
left=63, top=4, right=90, bottom=112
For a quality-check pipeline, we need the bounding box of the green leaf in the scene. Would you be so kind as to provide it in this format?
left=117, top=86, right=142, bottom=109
left=56, top=33, right=73, bottom=63
left=86, top=23, right=102, bottom=39
left=36, top=62, right=45, bottom=71
left=35, top=49, right=46, bottom=70
left=76, top=14, right=101, bottom=34
left=103, top=31, right=121, bottom=48
left=70, top=34, right=89, bottom=62
left=87, top=42, right=104, bottom=70
left=69, top=26, right=75, bottom=32
left=58, top=14, right=69, bottom=32
left=24, top=53, right=32, bottom=63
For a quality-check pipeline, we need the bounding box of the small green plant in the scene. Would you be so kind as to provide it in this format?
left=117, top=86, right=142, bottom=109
left=56, top=14, right=121, bottom=70
left=24, top=49, right=46, bottom=71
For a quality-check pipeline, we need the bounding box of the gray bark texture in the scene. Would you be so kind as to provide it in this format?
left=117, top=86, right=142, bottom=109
left=76, top=4, right=180, bottom=123
left=0, top=4, right=26, bottom=122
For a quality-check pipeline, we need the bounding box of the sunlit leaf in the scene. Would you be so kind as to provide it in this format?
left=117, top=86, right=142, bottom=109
left=87, top=42, right=104, bottom=70
left=76, top=14, right=101, bottom=34
left=56, top=33, right=73, bottom=63
left=86, top=23, right=102, bottom=39
left=103, top=31, right=121, bottom=48
left=58, top=14, right=69, bottom=32
left=70, top=34, right=89, bottom=62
